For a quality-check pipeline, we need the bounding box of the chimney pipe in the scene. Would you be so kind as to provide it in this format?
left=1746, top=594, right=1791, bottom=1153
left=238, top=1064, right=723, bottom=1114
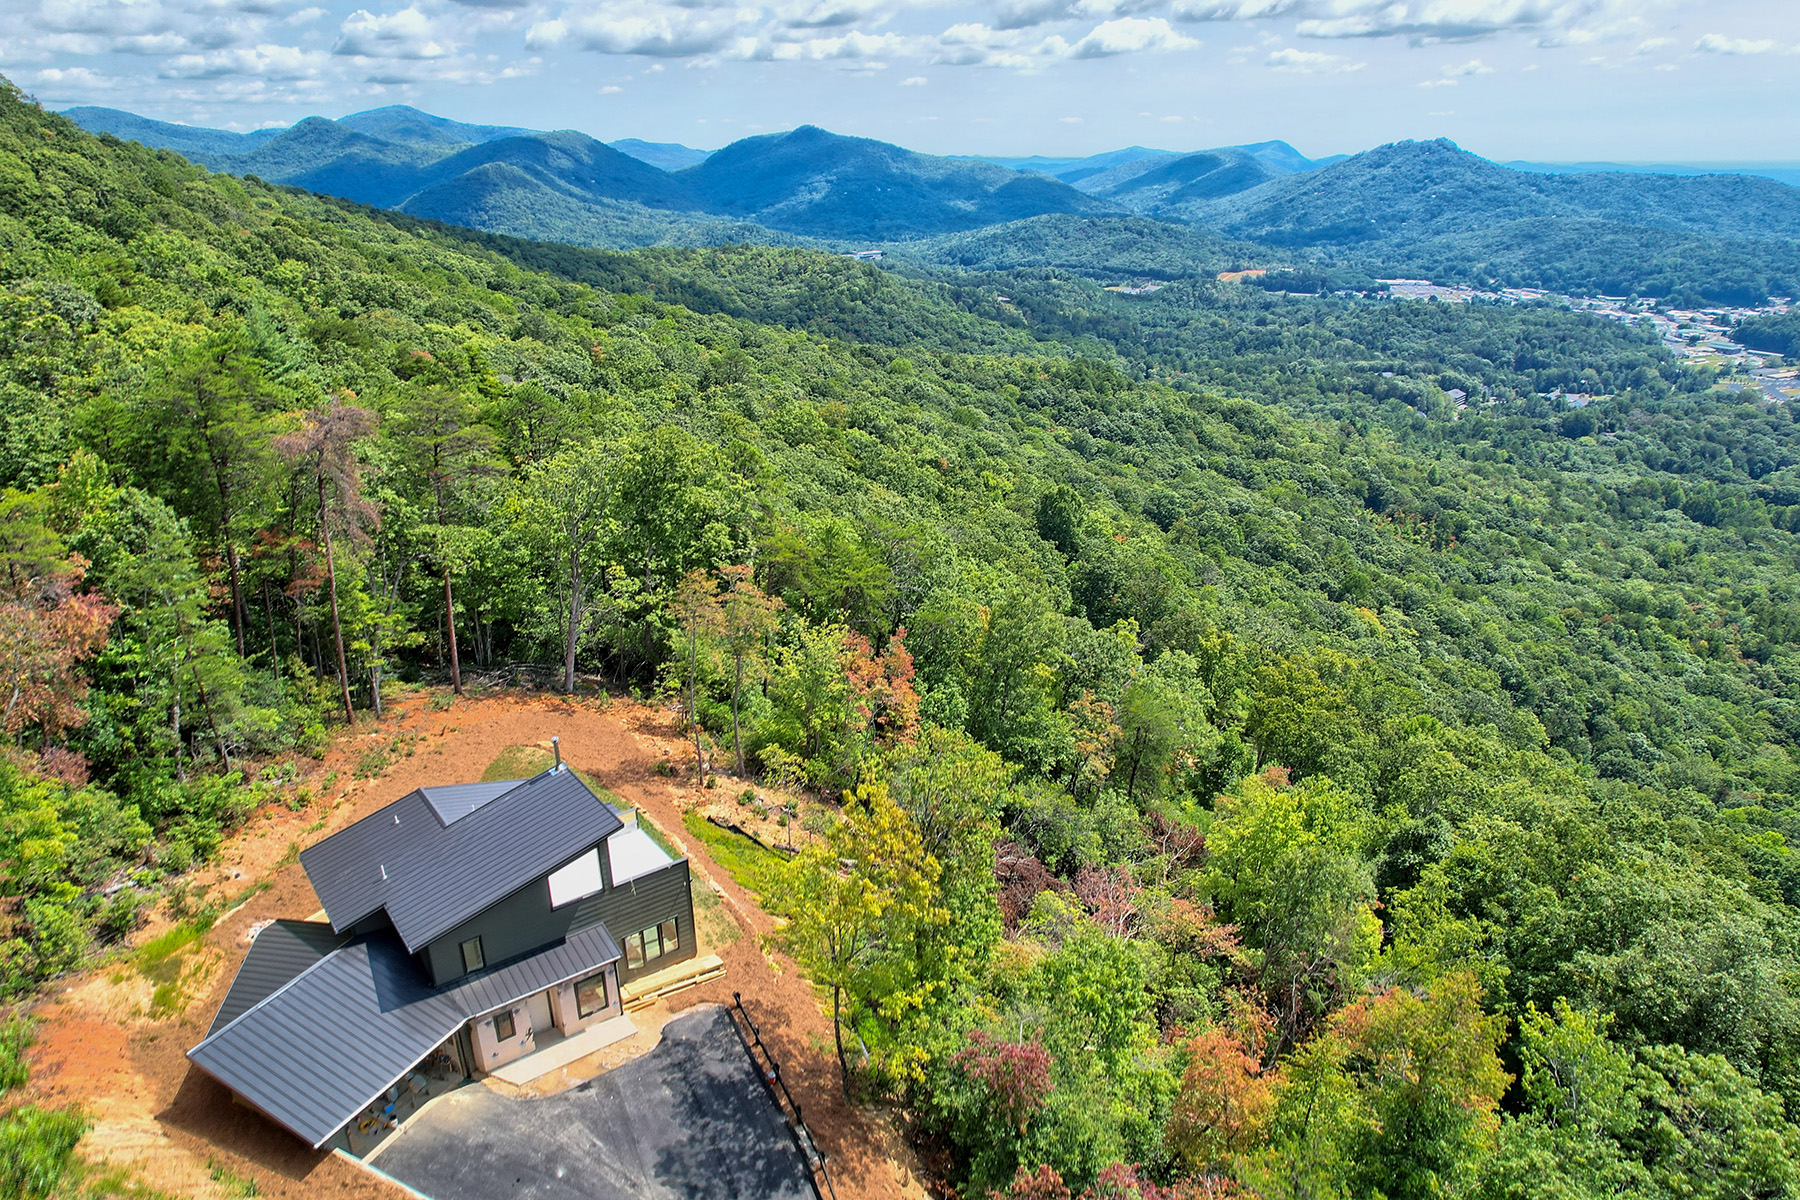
left=552, top=737, right=562, bottom=772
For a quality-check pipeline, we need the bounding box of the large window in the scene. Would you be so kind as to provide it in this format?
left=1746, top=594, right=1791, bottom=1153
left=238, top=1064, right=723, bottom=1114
left=460, top=936, right=485, bottom=973
left=575, top=972, right=610, bottom=1019
left=492, top=1010, right=515, bottom=1041
left=624, top=919, right=680, bottom=969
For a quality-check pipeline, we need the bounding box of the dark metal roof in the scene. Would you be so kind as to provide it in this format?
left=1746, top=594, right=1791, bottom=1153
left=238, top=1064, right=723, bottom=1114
left=189, top=921, right=621, bottom=1148
left=208, top=920, right=349, bottom=1037
left=418, top=781, right=521, bottom=825
left=299, top=768, right=624, bottom=952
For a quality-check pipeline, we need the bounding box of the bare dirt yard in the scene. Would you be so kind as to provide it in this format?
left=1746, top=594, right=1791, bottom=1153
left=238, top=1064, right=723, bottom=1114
left=22, top=688, right=929, bottom=1200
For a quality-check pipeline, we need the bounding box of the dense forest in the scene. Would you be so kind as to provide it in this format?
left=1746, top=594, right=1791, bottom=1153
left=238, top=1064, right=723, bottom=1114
left=10, top=77, right=1800, bottom=1200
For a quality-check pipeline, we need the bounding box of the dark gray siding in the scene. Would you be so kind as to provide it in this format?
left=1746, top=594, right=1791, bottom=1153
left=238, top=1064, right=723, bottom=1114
left=422, top=851, right=695, bottom=988
left=596, top=860, right=697, bottom=985
left=422, top=840, right=612, bottom=987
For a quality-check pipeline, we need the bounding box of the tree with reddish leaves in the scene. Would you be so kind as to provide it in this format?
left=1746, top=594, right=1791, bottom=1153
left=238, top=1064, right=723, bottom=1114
left=995, top=840, right=1067, bottom=928
left=1166, top=1023, right=1277, bottom=1175
left=999, top=1164, right=1072, bottom=1200
left=843, top=626, right=920, bottom=745
left=997, top=1163, right=1181, bottom=1200
left=0, top=492, right=114, bottom=744
left=953, top=1030, right=1054, bottom=1137
left=1082, top=1163, right=1181, bottom=1200
left=1073, top=864, right=1142, bottom=938
left=275, top=394, right=378, bottom=724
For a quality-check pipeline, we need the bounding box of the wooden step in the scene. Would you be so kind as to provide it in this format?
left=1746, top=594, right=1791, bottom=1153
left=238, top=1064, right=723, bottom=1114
left=621, top=954, right=727, bottom=1010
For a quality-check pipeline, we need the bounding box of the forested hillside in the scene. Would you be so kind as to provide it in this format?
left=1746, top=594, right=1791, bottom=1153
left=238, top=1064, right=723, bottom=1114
left=12, top=77, right=1800, bottom=1200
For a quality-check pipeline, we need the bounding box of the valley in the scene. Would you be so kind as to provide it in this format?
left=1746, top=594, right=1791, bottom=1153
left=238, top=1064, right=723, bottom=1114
left=7, top=66, right=1800, bottom=1200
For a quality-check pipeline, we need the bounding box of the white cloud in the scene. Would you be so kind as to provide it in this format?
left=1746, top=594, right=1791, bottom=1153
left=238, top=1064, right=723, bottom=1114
left=162, top=42, right=328, bottom=78
left=334, top=7, right=452, bottom=59
left=1633, top=36, right=1673, bottom=54
left=1442, top=58, right=1493, bottom=76
left=598, top=82, right=622, bottom=91
left=1693, top=33, right=1783, bottom=55
left=33, top=64, right=117, bottom=88
left=1059, top=113, right=1081, bottom=121
left=542, top=3, right=764, bottom=57
left=900, top=72, right=927, bottom=82
left=524, top=18, right=566, bottom=47
left=1055, top=15, right=1198, bottom=57
left=1265, top=45, right=1362, bottom=72
left=1173, top=0, right=1661, bottom=46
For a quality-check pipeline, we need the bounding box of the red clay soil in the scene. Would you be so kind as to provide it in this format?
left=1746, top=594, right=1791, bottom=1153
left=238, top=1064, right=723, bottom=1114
left=24, top=689, right=926, bottom=1200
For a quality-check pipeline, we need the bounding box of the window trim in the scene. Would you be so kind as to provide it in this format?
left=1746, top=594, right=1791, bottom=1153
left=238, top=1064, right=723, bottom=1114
left=575, top=971, right=610, bottom=1019
left=624, top=919, right=680, bottom=971
left=492, top=1010, right=515, bottom=1041
left=460, top=936, right=485, bottom=974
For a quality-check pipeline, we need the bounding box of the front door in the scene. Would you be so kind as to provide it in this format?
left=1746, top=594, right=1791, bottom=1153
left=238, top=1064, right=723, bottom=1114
left=526, top=989, right=555, bottom=1036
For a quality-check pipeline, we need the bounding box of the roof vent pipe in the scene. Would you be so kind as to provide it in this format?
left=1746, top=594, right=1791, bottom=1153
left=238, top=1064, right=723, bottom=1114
left=552, top=737, right=562, bottom=772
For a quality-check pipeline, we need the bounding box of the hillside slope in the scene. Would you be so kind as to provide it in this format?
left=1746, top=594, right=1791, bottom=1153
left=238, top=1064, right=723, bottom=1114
left=14, top=75, right=1800, bottom=1200
left=1177, top=138, right=1800, bottom=299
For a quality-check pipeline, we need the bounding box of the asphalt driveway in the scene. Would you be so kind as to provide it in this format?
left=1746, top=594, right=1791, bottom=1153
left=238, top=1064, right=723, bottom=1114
left=372, top=1005, right=813, bottom=1200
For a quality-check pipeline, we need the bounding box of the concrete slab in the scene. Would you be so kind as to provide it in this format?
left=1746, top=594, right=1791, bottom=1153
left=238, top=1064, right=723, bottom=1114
left=491, top=1015, right=638, bottom=1085
left=373, top=1005, right=812, bottom=1200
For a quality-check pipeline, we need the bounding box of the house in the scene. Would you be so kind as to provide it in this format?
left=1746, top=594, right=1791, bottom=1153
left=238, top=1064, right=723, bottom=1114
left=187, top=753, right=697, bottom=1155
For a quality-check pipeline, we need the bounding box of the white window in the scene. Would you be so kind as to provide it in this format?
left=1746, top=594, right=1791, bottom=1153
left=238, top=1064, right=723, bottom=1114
left=547, top=848, right=604, bottom=908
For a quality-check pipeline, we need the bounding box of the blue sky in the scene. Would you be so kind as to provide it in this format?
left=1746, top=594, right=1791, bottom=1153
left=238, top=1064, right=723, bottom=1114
left=5, top=0, right=1797, bottom=161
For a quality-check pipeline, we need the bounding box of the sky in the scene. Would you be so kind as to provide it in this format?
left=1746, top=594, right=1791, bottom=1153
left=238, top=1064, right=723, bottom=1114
left=5, top=0, right=1799, bottom=161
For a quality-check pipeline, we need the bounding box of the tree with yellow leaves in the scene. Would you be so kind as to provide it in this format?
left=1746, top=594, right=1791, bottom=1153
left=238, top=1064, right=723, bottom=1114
left=769, top=781, right=945, bottom=1099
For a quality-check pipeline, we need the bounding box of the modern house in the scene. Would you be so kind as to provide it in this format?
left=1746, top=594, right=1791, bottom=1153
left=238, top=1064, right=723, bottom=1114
left=187, top=757, right=697, bottom=1155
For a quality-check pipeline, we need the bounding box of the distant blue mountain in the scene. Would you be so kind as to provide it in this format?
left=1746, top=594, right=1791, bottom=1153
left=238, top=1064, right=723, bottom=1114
left=62, top=107, right=285, bottom=159
left=969, top=146, right=1177, bottom=182
left=334, top=105, right=535, bottom=148
left=62, top=107, right=1101, bottom=243
left=610, top=138, right=712, bottom=171
left=1507, top=160, right=1800, bottom=189
left=678, top=125, right=1103, bottom=239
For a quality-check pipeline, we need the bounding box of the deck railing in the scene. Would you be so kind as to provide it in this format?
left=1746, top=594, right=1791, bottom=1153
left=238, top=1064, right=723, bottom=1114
left=729, top=991, right=837, bottom=1200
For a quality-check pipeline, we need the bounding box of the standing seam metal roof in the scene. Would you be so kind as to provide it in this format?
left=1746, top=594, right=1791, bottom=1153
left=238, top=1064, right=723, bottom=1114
left=298, top=768, right=624, bottom=952
left=207, top=920, right=349, bottom=1037
left=187, top=920, right=621, bottom=1148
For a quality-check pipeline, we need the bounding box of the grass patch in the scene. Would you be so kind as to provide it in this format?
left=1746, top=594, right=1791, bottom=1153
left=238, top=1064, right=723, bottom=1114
left=148, top=983, right=183, bottom=1018
left=481, top=745, right=554, bottom=782
left=207, top=1159, right=259, bottom=1197
left=681, top=811, right=789, bottom=901
left=691, top=879, right=742, bottom=950
left=134, top=923, right=205, bottom=982
left=481, top=746, right=617, bottom=803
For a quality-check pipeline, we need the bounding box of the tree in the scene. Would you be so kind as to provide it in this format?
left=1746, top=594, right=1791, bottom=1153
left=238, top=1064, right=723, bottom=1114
left=1334, top=973, right=1510, bottom=1200
left=769, top=781, right=943, bottom=1098
left=275, top=393, right=378, bottom=723
left=1167, top=1024, right=1277, bottom=1175
left=1204, top=773, right=1378, bottom=1051
left=718, top=564, right=782, bottom=776
left=519, top=442, right=614, bottom=694
left=134, top=328, right=282, bottom=658
left=671, top=568, right=721, bottom=778
left=394, top=387, right=500, bottom=695
left=952, top=1030, right=1054, bottom=1138
left=0, top=492, right=114, bottom=743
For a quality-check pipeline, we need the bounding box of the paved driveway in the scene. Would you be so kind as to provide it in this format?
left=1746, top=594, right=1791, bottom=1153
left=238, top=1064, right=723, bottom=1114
left=373, top=1005, right=813, bottom=1200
